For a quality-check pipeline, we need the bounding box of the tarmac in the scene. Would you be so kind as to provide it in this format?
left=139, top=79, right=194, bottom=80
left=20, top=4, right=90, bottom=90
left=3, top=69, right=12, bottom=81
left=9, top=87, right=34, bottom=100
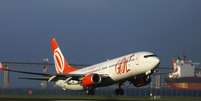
left=0, top=95, right=201, bottom=101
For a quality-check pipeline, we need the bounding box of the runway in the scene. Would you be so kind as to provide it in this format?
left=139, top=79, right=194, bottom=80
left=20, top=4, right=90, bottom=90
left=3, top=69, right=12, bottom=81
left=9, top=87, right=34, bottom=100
left=0, top=95, right=201, bottom=101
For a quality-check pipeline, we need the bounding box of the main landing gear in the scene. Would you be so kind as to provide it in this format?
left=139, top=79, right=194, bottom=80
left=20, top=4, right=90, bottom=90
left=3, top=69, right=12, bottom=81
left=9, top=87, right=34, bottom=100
left=84, top=87, right=95, bottom=95
left=115, top=83, right=124, bottom=95
left=84, top=84, right=125, bottom=95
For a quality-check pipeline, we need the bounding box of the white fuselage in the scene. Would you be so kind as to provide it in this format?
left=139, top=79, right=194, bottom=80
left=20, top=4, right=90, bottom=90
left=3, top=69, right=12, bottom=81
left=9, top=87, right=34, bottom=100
left=55, top=51, right=160, bottom=90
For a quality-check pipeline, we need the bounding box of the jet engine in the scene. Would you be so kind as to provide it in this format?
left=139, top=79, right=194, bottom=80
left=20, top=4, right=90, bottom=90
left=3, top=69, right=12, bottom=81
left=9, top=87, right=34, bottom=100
left=81, top=74, right=101, bottom=87
left=130, top=74, right=151, bottom=87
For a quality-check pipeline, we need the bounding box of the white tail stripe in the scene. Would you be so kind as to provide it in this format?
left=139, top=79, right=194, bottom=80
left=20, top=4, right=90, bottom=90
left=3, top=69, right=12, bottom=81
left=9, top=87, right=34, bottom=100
left=53, top=48, right=65, bottom=74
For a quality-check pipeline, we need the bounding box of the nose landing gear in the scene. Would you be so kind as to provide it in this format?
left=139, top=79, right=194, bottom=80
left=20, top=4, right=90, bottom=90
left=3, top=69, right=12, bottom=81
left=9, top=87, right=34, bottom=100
left=115, top=83, right=124, bottom=95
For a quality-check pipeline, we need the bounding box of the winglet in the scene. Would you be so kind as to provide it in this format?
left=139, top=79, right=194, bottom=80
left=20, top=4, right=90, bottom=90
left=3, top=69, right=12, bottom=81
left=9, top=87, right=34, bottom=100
left=0, top=63, right=3, bottom=71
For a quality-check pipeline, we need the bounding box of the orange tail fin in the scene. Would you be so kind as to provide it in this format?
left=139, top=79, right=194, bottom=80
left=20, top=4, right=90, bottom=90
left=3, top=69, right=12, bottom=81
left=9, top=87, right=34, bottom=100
left=50, top=37, right=76, bottom=74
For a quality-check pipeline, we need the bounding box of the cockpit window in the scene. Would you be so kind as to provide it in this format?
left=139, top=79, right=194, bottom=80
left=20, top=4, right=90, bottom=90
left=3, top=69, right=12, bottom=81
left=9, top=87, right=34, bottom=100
left=144, top=54, right=157, bottom=58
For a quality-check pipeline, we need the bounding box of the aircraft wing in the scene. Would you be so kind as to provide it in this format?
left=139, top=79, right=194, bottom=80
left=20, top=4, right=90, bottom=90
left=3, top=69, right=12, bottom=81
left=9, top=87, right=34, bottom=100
left=1, top=67, right=51, bottom=76
left=2, top=68, right=84, bottom=79
left=18, top=77, right=50, bottom=81
left=17, top=74, right=83, bottom=81
left=1, top=67, right=108, bottom=82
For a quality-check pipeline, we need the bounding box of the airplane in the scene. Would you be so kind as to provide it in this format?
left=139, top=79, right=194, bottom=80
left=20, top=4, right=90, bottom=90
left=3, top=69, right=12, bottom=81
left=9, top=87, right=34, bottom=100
left=0, top=37, right=160, bottom=95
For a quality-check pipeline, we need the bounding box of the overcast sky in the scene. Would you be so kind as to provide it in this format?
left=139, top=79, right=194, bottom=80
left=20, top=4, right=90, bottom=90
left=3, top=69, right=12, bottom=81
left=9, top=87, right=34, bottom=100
left=0, top=0, right=200, bottom=65
left=0, top=0, right=200, bottom=87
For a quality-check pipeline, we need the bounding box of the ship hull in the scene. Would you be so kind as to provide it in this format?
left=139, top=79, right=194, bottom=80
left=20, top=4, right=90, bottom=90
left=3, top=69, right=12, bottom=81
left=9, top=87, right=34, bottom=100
left=165, top=77, right=201, bottom=90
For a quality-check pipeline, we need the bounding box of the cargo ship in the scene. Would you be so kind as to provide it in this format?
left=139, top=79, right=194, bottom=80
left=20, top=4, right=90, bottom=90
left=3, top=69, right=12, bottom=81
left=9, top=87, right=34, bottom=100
left=165, top=56, right=201, bottom=90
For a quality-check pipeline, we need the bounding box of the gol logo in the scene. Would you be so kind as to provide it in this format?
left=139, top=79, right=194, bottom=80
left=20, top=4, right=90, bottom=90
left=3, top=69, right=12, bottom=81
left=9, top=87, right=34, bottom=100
left=54, top=48, right=65, bottom=74
left=115, top=58, right=130, bottom=74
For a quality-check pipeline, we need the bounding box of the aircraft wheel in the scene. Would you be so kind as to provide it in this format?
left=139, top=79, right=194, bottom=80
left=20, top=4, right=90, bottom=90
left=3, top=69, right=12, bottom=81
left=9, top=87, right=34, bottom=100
left=115, top=88, right=124, bottom=95
left=85, top=87, right=95, bottom=95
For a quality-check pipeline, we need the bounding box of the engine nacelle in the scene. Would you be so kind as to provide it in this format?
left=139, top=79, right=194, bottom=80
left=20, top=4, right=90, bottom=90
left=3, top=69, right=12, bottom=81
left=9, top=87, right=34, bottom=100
left=81, top=74, right=101, bottom=87
left=130, top=74, right=151, bottom=87
left=55, top=80, right=83, bottom=90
